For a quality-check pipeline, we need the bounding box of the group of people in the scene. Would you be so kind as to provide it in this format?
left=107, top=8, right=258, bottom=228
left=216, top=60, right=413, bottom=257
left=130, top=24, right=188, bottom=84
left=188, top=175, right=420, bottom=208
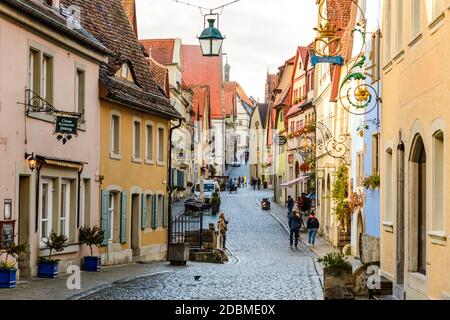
left=251, top=177, right=262, bottom=190
left=227, top=176, right=247, bottom=190
left=286, top=195, right=319, bottom=249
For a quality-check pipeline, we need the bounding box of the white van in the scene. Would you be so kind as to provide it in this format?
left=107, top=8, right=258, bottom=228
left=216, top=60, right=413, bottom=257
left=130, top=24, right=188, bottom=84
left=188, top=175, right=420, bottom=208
left=194, top=180, right=221, bottom=202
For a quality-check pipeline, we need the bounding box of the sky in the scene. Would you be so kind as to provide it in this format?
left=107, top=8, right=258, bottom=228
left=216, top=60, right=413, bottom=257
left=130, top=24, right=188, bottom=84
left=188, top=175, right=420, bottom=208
left=136, top=0, right=317, bottom=102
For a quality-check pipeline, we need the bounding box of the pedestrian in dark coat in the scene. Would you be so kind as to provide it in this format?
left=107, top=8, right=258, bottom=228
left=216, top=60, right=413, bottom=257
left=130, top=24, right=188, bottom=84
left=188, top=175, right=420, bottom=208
left=257, top=178, right=261, bottom=190
left=286, top=196, right=295, bottom=219
left=289, top=210, right=304, bottom=249
left=307, top=211, right=320, bottom=247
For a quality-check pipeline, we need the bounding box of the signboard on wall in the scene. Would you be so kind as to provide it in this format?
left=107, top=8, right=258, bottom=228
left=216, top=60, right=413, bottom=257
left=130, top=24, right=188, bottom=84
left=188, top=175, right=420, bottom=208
left=55, top=116, right=78, bottom=135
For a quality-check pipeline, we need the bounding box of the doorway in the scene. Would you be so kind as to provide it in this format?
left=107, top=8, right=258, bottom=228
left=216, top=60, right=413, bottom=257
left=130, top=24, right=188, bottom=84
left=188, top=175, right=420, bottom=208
left=356, top=211, right=364, bottom=261
left=18, top=175, right=31, bottom=277
left=131, top=194, right=140, bottom=257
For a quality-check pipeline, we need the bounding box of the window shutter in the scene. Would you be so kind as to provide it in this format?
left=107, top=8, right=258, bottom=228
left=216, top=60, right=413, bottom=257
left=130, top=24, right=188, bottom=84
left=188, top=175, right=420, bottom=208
left=100, top=190, right=110, bottom=246
left=162, top=196, right=167, bottom=227
left=141, top=194, right=147, bottom=230
left=152, top=194, right=157, bottom=229
left=120, top=192, right=128, bottom=244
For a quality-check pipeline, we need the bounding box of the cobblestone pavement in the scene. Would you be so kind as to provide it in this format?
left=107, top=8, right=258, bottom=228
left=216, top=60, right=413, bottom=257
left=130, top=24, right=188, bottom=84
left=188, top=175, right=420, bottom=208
left=83, top=166, right=324, bottom=300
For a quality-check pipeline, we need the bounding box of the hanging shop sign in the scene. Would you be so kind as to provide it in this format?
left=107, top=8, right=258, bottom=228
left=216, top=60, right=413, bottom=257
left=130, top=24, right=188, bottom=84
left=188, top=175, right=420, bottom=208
left=55, top=116, right=78, bottom=135
left=277, top=136, right=287, bottom=146
left=311, top=55, right=344, bottom=66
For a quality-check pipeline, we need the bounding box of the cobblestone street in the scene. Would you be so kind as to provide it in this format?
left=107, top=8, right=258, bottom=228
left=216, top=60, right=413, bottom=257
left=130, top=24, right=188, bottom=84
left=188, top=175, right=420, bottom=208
left=82, top=166, right=324, bottom=300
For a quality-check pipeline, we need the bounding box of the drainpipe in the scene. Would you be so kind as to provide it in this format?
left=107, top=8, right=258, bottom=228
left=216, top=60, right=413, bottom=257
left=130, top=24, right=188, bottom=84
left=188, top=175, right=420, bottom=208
left=167, top=118, right=183, bottom=257
left=77, top=166, right=84, bottom=228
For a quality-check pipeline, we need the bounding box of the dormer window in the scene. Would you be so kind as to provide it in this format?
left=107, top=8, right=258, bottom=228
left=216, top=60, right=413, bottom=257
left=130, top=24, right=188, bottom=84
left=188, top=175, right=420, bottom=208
left=116, top=63, right=135, bottom=83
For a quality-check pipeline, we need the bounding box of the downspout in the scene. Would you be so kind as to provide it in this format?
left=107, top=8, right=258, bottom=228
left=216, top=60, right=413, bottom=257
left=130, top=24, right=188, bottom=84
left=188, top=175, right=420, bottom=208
left=167, top=118, right=183, bottom=257
left=77, top=166, right=84, bottom=228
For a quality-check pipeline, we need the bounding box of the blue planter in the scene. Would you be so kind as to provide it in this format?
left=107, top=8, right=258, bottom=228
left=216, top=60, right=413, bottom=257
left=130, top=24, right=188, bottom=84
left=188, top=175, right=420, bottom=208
left=0, top=269, right=17, bottom=288
left=83, top=256, right=101, bottom=272
left=38, top=261, right=59, bottom=278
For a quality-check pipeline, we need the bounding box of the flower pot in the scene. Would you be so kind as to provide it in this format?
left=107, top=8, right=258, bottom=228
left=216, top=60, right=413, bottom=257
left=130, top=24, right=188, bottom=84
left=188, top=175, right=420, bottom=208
left=83, top=256, right=101, bottom=272
left=37, top=261, right=59, bottom=278
left=0, top=269, right=17, bottom=288
left=211, top=202, right=220, bottom=215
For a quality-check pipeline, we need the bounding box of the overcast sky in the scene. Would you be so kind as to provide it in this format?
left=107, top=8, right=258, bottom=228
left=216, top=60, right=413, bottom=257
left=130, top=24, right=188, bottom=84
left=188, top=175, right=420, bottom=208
left=136, top=0, right=317, bottom=102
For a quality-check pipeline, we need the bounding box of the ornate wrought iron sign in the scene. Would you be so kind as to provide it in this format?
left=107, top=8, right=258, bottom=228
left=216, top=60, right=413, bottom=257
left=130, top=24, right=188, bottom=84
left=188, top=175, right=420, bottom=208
left=22, top=89, right=82, bottom=145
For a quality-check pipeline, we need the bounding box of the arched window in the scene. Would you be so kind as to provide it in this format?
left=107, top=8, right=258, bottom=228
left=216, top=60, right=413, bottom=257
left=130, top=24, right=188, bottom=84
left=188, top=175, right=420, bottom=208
left=410, top=135, right=427, bottom=275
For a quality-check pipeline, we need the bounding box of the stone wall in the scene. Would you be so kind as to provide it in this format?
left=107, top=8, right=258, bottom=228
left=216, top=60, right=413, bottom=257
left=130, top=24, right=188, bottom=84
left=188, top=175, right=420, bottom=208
left=361, top=234, right=380, bottom=264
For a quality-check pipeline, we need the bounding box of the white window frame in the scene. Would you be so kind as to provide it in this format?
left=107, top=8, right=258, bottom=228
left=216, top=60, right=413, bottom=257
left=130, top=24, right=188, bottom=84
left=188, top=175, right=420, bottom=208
left=157, top=125, right=165, bottom=166
left=145, top=121, right=155, bottom=164
left=109, top=193, right=115, bottom=242
left=39, top=178, right=53, bottom=247
left=110, top=110, right=122, bottom=159
left=383, top=0, right=393, bottom=64
left=59, top=180, right=70, bottom=238
left=75, top=63, right=86, bottom=116
left=132, top=117, right=142, bottom=162
left=384, top=149, right=393, bottom=223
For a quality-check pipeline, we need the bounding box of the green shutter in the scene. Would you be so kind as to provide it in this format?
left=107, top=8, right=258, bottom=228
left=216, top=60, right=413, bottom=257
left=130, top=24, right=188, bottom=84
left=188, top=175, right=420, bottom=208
left=151, top=194, right=157, bottom=229
left=141, top=194, right=147, bottom=230
left=101, top=190, right=110, bottom=246
left=120, top=192, right=128, bottom=244
left=162, top=195, right=167, bottom=227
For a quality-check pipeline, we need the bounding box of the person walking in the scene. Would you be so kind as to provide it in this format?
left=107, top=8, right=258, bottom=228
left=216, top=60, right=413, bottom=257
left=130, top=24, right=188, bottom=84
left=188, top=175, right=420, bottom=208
left=286, top=195, right=295, bottom=219
left=289, top=210, right=304, bottom=249
left=243, top=176, right=247, bottom=187
left=307, top=211, right=320, bottom=247
left=257, top=177, right=261, bottom=190
left=218, top=212, right=228, bottom=249
left=252, top=178, right=256, bottom=190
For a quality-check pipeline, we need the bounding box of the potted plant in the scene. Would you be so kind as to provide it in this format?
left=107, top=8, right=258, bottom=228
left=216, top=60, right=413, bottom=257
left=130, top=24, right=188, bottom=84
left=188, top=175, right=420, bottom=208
left=79, top=226, right=105, bottom=272
left=38, top=231, right=68, bottom=278
left=211, top=191, right=220, bottom=215
left=318, top=252, right=354, bottom=300
left=0, top=241, right=28, bottom=288
left=363, top=174, right=380, bottom=191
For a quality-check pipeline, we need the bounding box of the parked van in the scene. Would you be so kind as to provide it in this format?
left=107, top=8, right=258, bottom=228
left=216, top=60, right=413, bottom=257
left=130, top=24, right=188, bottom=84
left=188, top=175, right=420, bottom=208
left=194, top=180, right=221, bottom=203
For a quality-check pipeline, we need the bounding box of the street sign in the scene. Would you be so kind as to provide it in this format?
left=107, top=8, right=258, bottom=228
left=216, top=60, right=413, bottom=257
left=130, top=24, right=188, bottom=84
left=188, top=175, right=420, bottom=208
left=55, top=116, right=78, bottom=135
left=311, top=55, right=344, bottom=66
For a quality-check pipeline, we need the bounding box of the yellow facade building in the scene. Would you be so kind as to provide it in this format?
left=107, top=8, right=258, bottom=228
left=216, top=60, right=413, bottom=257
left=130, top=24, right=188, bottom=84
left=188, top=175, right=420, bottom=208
left=380, top=0, right=450, bottom=300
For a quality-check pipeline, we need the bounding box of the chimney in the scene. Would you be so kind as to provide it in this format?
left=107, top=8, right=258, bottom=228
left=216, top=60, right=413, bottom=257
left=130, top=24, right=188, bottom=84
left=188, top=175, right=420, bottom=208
left=121, top=0, right=138, bottom=37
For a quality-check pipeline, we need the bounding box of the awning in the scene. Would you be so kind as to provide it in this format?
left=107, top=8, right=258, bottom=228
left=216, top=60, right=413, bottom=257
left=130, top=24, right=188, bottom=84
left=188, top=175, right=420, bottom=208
left=44, top=159, right=84, bottom=170
left=281, top=175, right=309, bottom=188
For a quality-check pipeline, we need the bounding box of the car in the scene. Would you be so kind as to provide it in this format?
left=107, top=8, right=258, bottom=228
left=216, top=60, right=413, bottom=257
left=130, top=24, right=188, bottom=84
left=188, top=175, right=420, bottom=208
left=231, top=161, right=241, bottom=167
left=194, top=180, right=221, bottom=203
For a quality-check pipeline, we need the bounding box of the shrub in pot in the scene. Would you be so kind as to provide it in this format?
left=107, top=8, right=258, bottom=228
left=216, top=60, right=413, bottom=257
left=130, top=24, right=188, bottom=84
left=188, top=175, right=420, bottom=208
left=317, top=252, right=355, bottom=300
left=79, top=226, right=105, bottom=272
left=0, top=241, right=28, bottom=288
left=38, top=232, right=68, bottom=278
left=211, top=191, right=220, bottom=215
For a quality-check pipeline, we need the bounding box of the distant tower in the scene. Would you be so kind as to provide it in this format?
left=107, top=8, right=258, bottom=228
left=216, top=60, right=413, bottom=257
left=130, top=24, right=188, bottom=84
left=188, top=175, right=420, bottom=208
left=224, top=57, right=230, bottom=82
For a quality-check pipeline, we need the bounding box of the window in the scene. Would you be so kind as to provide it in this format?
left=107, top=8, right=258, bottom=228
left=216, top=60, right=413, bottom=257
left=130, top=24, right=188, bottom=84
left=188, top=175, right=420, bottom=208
left=59, top=180, right=70, bottom=237
left=385, top=149, right=393, bottom=222
left=146, top=123, right=154, bottom=162
left=157, top=127, right=165, bottom=164
left=111, top=114, right=120, bottom=156
left=28, top=49, right=40, bottom=96
left=108, top=193, right=116, bottom=242
left=372, top=133, right=380, bottom=175
left=133, top=120, right=142, bottom=160
left=28, top=48, right=53, bottom=104
left=411, top=0, right=422, bottom=38
left=432, top=131, right=444, bottom=232
left=431, top=0, right=444, bottom=19
left=290, top=122, right=295, bottom=133
left=121, top=64, right=129, bottom=79
left=383, top=0, right=392, bottom=63
left=41, top=54, right=53, bottom=103
left=75, top=68, right=85, bottom=115
left=395, top=0, right=403, bottom=53
left=356, top=152, right=364, bottom=187
left=39, top=178, right=53, bottom=246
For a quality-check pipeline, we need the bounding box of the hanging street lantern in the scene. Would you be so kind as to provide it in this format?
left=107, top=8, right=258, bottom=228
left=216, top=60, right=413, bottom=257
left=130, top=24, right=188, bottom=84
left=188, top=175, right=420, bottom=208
left=198, top=15, right=225, bottom=57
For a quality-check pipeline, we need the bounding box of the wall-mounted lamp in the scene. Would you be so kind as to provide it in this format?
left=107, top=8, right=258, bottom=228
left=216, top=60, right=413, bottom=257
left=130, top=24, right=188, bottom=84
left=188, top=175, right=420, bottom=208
left=24, top=152, right=38, bottom=171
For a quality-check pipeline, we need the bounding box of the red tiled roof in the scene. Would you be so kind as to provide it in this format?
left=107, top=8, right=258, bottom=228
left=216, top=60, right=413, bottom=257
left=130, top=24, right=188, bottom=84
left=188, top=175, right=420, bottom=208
left=121, top=0, right=138, bottom=36
left=140, top=39, right=176, bottom=65
left=148, top=57, right=169, bottom=98
left=182, top=45, right=223, bottom=119
left=61, top=0, right=180, bottom=119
